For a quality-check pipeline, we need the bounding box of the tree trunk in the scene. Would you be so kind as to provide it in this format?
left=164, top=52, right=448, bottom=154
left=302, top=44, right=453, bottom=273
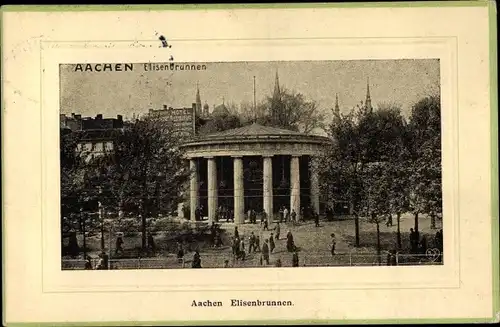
left=141, top=201, right=147, bottom=250
left=354, top=215, right=360, bottom=247
left=376, top=221, right=381, bottom=265
left=430, top=212, right=436, bottom=229
left=82, top=216, right=87, bottom=259
left=100, top=218, right=105, bottom=251
left=396, top=212, right=402, bottom=250
left=414, top=212, right=419, bottom=233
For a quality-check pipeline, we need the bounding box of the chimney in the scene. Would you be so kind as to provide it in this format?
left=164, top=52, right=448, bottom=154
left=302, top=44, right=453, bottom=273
left=75, top=114, right=81, bottom=120
left=96, top=114, right=103, bottom=119
left=117, top=115, right=123, bottom=121
left=163, top=104, right=168, bottom=110
left=71, top=113, right=75, bottom=117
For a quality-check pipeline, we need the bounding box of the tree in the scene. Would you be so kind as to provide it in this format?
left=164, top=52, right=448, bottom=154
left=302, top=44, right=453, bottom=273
left=321, top=109, right=363, bottom=246
left=361, top=162, right=392, bottom=264
left=198, top=110, right=243, bottom=134
left=407, top=95, right=442, bottom=231
left=112, top=117, right=191, bottom=249
left=265, top=88, right=327, bottom=134
left=321, top=103, right=409, bottom=249
left=60, top=128, right=108, bottom=257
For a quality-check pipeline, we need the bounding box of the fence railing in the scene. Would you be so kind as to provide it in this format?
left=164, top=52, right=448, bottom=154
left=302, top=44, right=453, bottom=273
left=62, top=250, right=442, bottom=270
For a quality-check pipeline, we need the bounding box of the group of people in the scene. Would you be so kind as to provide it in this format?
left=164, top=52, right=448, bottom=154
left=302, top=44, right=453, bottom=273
left=409, top=228, right=430, bottom=254
left=84, top=252, right=109, bottom=270
left=210, top=222, right=223, bottom=248
left=216, top=205, right=234, bottom=222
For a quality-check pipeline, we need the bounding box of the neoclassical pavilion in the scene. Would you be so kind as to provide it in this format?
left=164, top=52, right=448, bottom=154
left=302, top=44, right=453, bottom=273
left=180, top=123, right=331, bottom=224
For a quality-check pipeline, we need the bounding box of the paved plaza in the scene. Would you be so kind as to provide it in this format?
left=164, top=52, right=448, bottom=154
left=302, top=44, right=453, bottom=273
left=63, top=213, right=442, bottom=269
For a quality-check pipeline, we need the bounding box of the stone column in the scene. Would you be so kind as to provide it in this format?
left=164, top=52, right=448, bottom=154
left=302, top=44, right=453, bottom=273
left=290, top=155, right=301, bottom=218
left=233, top=156, right=245, bottom=224
left=189, top=159, right=199, bottom=221
left=263, top=155, right=273, bottom=222
left=207, top=157, right=218, bottom=223
left=310, top=156, right=320, bottom=215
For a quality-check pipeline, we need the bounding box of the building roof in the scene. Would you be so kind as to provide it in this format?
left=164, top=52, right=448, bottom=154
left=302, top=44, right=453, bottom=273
left=182, top=123, right=331, bottom=150
left=212, top=104, right=230, bottom=116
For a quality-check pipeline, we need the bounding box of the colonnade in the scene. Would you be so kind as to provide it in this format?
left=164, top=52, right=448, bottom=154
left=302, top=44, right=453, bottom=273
left=189, top=155, right=320, bottom=224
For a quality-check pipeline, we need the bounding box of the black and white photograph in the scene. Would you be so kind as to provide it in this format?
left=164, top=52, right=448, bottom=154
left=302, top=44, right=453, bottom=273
left=60, top=60, right=443, bottom=270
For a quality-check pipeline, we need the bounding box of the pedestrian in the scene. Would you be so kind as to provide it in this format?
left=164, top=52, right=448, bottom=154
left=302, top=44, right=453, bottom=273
left=248, top=232, right=256, bottom=253
left=115, top=234, right=124, bottom=255
left=290, top=209, right=297, bottom=224
left=261, top=239, right=270, bottom=265
left=330, top=233, right=336, bottom=255
left=274, top=222, right=281, bottom=240
left=147, top=232, right=156, bottom=253
left=192, top=251, right=202, bottom=268
left=96, top=252, right=109, bottom=270
left=215, top=229, right=223, bottom=247
left=435, top=229, right=443, bottom=251
left=269, top=233, right=276, bottom=253
left=419, top=235, right=428, bottom=255
left=210, top=222, right=217, bottom=246
left=232, top=237, right=240, bottom=257
left=391, top=250, right=398, bottom=266
left=84, top=255, right=92, bottom=270
left=300, top=207, right=305, bottom=222
left=255, top=235, right=261, bottom=252
left=247, top=209, right=252, bottom=224
left=224, top=259, right=230, bottom=268
left=292, top=251, right=299, bottom=267
left=262, top=211, right=269, bottom=230
left=386, top=251, right=393, bottom=266
left=176, top=241, right=184, bottom=263
left=410, top=228, right=418, bottom=253
left=238, top=238, right=246, bottom=261
left=283, top=207, right=289, bottom=223
left=234, top=226, right=239, bottom=239
left=314, top=211, right=320, bottom=227
left=275, top=258, right=282, bottom=267
left=386, top=214, right=393, bottom=227
left=286, top=230, right=295, bottom=252
left=251, top=209, right=256, bottom=224
left=279, top=207, right=284, bottom=223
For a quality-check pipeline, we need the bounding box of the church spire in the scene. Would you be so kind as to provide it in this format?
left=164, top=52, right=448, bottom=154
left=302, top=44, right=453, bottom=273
left=365, top=77, right=372, bottom=113
left=273, top=70, right=281, bottom=98
left=334, top=93, right=340, bottom=115
left=195, top=82, right=202, bottom=116
left=271, top=70, right=282, bottom=123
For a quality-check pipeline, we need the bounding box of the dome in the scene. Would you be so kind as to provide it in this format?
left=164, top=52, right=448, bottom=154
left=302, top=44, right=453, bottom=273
left=212, top=103, right=229, bottom=116
left=203, top=103, right=209, bottom=110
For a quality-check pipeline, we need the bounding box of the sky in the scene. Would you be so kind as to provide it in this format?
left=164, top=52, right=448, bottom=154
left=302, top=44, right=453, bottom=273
left=60, top=59, right=440, bottom=121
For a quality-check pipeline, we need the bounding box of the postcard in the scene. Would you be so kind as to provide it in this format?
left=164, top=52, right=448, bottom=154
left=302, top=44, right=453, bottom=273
left=2, top=3, right=497, bottom=325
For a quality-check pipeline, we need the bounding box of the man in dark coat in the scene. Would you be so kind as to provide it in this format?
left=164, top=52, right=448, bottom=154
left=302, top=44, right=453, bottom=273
left=248, top=232, right=256, bottom=253
left=192, top=251, right=202, bottom=268
left=115, top=235, right=124, bottom=255
left=331, top=233, right=336, bottom=256
left=314, top=211, right=320, bottom=227
left=292, top=251, right=299, bottom=267
left=84, top=255, right=93, bottom=270
left=286, top=230, right=294, bottom=252
left=261, top=239, right=270, bottom=265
